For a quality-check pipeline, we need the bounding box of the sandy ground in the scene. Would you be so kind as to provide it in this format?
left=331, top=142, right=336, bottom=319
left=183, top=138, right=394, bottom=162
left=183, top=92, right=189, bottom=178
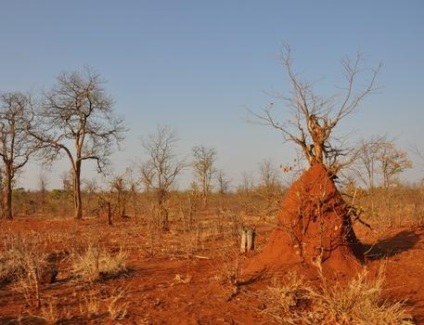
left=0, top=217, right=423, bottom=324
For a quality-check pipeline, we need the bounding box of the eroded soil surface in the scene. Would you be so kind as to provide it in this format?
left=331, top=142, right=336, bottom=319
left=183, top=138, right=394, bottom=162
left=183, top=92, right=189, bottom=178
left=0, top=218, right=423, bottom=324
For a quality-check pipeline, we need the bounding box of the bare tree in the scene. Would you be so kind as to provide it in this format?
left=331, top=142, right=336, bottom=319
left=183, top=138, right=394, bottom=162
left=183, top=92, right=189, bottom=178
left=353, top=136, right=388, bottom=213
left=378, top=143, right=412, bottom=189
left=356, top=136, right=412, bottom=189
left=192, top=145, right=217, bottom=208
left=94, top=173, right=131, bottom=226
left=216, top=169, right=231, bottom=195
left=251, top=45, right=381, bottom=175
left=109, top=172, right=131, bottom=219
left=239, top=171, right=255, bottom=194
left=258, top=159, right=281, bottom=208
left=38, top=169, right=49, bottom=194
left=355, top=136, right=387, bottom=190
left=61, top=170, right=73, bottom=192
left=140, top=125, right=185, bottom=231
left=0, top=92, right=38, bottom=219
left=30, top=68, right=126, bottom=219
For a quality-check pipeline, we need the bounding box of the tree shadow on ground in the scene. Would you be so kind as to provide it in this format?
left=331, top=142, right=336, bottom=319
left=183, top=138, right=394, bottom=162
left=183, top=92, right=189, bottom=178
left=364, top=230, right=420, bottom=260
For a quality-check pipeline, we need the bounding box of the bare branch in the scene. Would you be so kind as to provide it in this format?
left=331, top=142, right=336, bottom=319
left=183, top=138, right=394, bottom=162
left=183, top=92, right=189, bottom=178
left=249, top=45, right=380, bottom=174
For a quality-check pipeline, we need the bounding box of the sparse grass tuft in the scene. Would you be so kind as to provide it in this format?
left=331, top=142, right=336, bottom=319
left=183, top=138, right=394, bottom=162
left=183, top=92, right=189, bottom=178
left=107, top=286, right=129, bottom=320
left=39, top=297, right=61, bottom=324
left=71, top=244, right=128, bottom=282
left=80, top=289, right=102, bottom=315
left=261, top=267, right=414, bottom=324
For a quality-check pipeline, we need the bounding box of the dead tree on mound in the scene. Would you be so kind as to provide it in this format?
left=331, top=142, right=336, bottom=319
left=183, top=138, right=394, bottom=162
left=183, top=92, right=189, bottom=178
left=251, top=45, right=381, bottom=175
left=245, top=47, right=381, bottom=275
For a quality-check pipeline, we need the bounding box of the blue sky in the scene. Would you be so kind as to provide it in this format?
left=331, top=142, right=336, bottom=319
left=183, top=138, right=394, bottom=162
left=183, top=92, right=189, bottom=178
left=0, top=1, right=423, bottom=189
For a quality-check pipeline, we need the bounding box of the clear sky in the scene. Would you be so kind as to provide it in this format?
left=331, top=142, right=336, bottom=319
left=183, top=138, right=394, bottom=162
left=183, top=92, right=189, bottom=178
left=0, top=1, right=423, bottom=190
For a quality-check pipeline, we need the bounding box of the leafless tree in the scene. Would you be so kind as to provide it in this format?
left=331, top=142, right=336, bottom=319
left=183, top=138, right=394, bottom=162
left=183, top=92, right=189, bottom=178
left=61, top=170, right=73, bottom=192
left=30, top=67, right=126, bottom=219
left=38, top=170, right=49, bottom=194
left=0, top=92, right=39, bottom=219
left=239, top=171, right=255, bottom=194
left=94, top=173, right=131, bottom=225
left=216, top=169, right=231, bottom=195
left=356, top=136, right=412, bottom=189
left=258, top=159, right=281, bottom=208
left=140, top=125, right=185, bottom=230
left=378, top=142, right=412, bottom=189
left=259, top=159, right=280, bottom=189
left=192, top=145, right=217, bottom=208
left=355, top=136, right=387, bottom=190
left=251, top=45, right=381, bottom=175
left=109, top=172, right=131, bottom=219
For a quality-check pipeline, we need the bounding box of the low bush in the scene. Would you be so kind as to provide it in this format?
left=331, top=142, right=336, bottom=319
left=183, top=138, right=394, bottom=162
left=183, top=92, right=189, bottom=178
left=71, top=244, right=128, bottom=282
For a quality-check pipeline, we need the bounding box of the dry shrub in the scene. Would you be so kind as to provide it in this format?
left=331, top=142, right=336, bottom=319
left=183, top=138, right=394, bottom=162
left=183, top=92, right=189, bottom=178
left=261, top=267, right=414, bottom=325
left=0, top=234, right=30, bottom=283
left=215, top=247, right=242, bottom=285
left=71, top=244, right=128, bottom=282
left=1, top=234, right=48, bottom=308
left=0, top=252, right=23, bottom=285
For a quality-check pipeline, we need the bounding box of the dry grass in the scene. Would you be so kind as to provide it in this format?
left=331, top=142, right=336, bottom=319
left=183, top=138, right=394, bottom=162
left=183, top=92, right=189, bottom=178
left=2, top=184, right=422, bottom=323
left=71, top=244, right=128, bottom=282
left=261, top=267, right=414, bottom=325
left=106, top=286, right=129, bottom=320
left=1, top=234, right=48, bottom=308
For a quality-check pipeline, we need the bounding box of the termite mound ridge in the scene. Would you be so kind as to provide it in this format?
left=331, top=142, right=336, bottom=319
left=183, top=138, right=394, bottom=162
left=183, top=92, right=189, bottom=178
left=243, top=163, right=365, bottom=280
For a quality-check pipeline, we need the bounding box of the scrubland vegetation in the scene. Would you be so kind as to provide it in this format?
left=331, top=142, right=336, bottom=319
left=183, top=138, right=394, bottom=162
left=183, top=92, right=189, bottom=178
left=0, top=180, right=423, bottom=323
left=1, top=50, right=423, bottom=323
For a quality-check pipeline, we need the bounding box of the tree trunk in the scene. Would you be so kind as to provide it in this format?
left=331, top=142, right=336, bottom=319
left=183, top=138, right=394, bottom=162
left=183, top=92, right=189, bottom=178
left=107, top=202, right=113, bottom=226
left=246, top=228, right=255, bottom=251
left=73, top=164, right=83, bottom=220
left=1, top=164, right=13, bottom=219
left=157, top=189, right=169, bottom=231
left=312, top=140, right=325, bottom=165
left=240, top=226, right=256, bottom=253
left=202, top=175, right=208, bottom=208
left=240, top=228, right=247, bottom=253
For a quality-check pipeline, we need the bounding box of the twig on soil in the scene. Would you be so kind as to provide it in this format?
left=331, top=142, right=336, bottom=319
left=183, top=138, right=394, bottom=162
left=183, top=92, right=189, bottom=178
left=173, top=254, right=211, bottom=260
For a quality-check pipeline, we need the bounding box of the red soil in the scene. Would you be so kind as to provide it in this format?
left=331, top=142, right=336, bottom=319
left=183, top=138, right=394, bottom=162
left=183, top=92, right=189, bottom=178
left=1, top=174, right=424, bottom=323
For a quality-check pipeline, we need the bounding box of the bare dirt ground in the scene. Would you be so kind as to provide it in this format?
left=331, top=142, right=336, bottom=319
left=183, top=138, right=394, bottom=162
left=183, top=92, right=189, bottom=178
left=0, top=217, right=423, bottom=324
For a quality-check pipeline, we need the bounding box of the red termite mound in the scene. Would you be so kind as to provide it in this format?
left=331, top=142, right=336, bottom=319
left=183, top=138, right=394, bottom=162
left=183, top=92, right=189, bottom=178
left=243, top=163, right=365, bottom=279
